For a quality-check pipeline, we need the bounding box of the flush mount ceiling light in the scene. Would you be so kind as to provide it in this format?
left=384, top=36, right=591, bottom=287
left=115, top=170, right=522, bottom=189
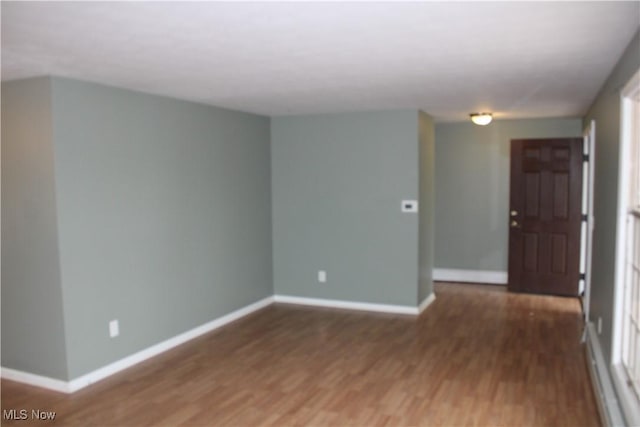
left=470, top=113, right=493, bottom=126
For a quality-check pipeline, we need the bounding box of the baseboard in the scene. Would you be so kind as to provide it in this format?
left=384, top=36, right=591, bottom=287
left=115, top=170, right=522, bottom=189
left=0, top=367, right=71, bottom=393
left=274, top=295, right=420, bottom=315
left=418, top=293, right=436, bottom=314
left=433, top=268, right=508, bottom=285
left=2, top=296, right=274, bottom=394
left=2, top=292, right=438, bottom=394
left=585, top=322, right=625, bottom=427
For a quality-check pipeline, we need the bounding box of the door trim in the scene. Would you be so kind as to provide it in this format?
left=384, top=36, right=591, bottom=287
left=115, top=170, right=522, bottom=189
left=581, top=120, right=596, bottom=321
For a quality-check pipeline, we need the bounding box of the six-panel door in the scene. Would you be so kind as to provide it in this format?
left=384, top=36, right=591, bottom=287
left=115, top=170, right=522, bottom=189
left=508, top=138, right=583, bottom=296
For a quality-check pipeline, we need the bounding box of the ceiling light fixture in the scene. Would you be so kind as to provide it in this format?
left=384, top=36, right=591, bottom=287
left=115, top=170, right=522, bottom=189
left=470, top=113, right=493, bottom=126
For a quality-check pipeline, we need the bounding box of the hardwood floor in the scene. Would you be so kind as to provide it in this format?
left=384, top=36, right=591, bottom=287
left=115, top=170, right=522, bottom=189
left=2, top=283, right=600, bottom=426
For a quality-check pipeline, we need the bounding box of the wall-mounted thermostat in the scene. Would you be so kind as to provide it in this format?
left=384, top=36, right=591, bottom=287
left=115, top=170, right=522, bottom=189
left=402, top=200, right=418, bottom=213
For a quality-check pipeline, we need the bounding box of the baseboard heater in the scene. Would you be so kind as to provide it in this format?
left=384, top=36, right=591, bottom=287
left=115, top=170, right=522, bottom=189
left=585, top=322, right=626, bottom=427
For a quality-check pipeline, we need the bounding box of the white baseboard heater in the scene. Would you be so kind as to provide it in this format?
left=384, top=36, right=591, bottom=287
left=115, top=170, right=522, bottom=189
left=585, top=322, right=626, bottom=427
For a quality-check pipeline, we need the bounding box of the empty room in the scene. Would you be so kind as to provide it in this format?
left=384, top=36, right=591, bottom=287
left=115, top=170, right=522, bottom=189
left=2, top=2, right=640, bottom=426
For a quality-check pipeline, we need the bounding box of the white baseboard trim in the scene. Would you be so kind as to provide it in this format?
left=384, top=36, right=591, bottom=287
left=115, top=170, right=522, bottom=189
left=418, top=293, right=436, bottom=314
left=274, top=295, right=419, bottom=315
left=585, top=322, right=625, bottom=427
left=2, top=296, right=274, bottom=394
left=3, top=292, right=438, bottom=394
left=433, top=268, right=508, bottom=285
left=0, top=367, right=71, bottom=393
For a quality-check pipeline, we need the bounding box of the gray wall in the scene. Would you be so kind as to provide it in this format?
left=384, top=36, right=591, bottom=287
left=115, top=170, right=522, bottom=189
left=50, top=78, right=273, bottom=378
left=272, top=111, right=420, bottom=306
left=2, top=77, right=273, bottom=380
left=1, top=78, right=69, bottom=379
left=418, top=111, right=435, bottom=302
left=584, top=30, right=640, bottom=364
left=434, top=118, right=582, bottom=272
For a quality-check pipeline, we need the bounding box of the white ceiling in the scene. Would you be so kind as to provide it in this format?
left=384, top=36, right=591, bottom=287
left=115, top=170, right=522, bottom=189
left=2, top=2, right=639, bottom=121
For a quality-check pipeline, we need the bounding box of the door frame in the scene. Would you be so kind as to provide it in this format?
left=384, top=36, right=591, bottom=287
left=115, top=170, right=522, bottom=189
left=580, top=120, right=596, bottom=321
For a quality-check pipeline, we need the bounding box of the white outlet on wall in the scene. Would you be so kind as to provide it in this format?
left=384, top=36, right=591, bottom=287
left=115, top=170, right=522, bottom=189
left=401, top=200, right=418, bottom=213
left=597, top=317, right=602, bottom=335
left=109, top=319, right=119, bottom=338
left=318, top=270, right=327, bottom=283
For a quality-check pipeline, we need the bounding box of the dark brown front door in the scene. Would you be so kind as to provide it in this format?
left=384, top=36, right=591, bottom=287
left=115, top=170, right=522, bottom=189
left=508, top=138, right=583, bottom=296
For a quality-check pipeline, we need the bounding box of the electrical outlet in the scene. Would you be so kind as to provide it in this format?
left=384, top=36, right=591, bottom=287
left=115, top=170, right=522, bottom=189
left=597, top=317, right=602, bottom=335
left=109, top=320, right=119, bottom=338
left=318, top=270, right=327, bottom=283
left=401, top=200, right=418, bottom=213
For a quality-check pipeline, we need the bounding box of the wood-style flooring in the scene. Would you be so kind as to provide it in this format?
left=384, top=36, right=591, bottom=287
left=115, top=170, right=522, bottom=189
left=1, top=283, right=600, bottom=426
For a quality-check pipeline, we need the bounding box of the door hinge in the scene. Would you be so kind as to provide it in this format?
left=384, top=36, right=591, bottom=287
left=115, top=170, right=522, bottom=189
left=580, top=273, right=586, bottom=280
left=583, top=154, right=590, bottom=162
left=581, top=214, right=588, bottom=222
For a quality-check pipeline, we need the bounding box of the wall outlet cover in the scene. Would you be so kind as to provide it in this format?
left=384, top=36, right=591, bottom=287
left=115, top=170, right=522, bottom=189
left=401, top=200, right=418, bottom=213
left=109, top=320, right=119, bottom=338
left=318, top=270, right=327, bottom=283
